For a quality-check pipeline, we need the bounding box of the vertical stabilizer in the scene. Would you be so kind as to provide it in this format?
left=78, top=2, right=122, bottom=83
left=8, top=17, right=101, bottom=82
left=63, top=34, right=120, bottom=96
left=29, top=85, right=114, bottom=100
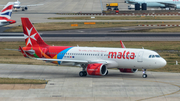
left=120, top=40, right=126, bottom=48
left=21, top=17, right=48, bottom=47
left=0, top=2, right=14, bottom=19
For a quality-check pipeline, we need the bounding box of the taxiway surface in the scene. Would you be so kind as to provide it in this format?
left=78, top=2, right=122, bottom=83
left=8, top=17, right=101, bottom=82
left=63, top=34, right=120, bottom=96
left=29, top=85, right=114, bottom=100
left=0, top=64, right=179, bottom=101
left=0, top=0, right=128, bottom=13
left=1, top=27, right=180, bottom=41
left=5, top=14, right=180, bottom=27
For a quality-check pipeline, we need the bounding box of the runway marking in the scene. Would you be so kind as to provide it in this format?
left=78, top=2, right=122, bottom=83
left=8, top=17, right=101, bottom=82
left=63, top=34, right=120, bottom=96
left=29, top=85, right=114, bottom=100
left=101, top=74, right=180, bottom=100
left=135, top=80, right=180, bottom=101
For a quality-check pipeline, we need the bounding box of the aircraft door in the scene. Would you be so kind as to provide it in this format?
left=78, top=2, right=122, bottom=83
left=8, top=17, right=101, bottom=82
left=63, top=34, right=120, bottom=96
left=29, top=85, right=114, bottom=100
left=137, top=51, right=144, bottom=62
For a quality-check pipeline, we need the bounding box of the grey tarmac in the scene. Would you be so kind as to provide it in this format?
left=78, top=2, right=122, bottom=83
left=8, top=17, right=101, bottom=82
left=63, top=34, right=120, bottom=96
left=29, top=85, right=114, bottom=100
left=1, top=28, right=180, bottom=41
left=5, top=13, right=180, bottom=27
left=0, top=0, right=129, bottom=13
left=0, top=64, right=179, bottom=101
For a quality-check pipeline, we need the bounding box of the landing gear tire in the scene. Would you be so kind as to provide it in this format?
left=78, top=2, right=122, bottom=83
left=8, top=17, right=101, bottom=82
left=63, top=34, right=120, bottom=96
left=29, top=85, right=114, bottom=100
left=142, top=69, right=147, bottom=78
left=79, top=71, right=87, bottom=77
left=142, top=74, right=147, bottom=78
left=83, top=71, right=87, bottom=76
left=79, top=71, right=84, bottom=77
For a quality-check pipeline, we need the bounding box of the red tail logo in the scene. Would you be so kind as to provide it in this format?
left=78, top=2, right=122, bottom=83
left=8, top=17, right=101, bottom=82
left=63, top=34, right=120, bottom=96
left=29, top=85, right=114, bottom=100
left=24, top=27, right=37, bottom=46
left=21, top=17, right=48, bottom=47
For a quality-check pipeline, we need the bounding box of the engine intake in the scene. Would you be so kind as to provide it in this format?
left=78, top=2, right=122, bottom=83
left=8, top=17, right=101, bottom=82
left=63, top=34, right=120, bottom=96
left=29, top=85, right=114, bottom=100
left=87, top=63, right=107, bottom=76
left=118, top=68, right=138, bottom=73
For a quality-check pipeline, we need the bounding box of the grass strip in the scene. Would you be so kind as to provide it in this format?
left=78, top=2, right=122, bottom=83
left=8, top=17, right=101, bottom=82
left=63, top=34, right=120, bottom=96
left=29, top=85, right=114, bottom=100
left=0, top=78, right=48, bottom=84
left=5, top=22, right=180, bottom=32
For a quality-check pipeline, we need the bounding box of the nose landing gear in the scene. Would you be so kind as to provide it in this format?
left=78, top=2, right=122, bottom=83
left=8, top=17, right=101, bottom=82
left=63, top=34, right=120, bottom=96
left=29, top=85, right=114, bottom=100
left=142, top=69, right=147, bottom=78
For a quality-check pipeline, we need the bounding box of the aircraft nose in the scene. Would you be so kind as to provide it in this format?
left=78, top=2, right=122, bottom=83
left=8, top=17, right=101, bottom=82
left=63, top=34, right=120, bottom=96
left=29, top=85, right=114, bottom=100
left=160, top=58, right=167, bottom=67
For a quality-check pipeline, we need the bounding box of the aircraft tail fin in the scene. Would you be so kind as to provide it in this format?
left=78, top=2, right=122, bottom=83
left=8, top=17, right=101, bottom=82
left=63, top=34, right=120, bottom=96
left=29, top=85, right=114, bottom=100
left=120, top=40, right=126, bottom=48
left=0, top=2, right=14, bottom=19
left=21, top=17, right=49, bottom=47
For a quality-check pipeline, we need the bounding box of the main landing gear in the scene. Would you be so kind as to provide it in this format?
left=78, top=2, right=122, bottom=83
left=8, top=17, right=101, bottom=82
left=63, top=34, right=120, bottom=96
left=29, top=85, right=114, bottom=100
left=79, top=71, right=87, bottom=77
left=79, top=64, right=87, bottom=77
left=142, top=69, right=147, bottom=78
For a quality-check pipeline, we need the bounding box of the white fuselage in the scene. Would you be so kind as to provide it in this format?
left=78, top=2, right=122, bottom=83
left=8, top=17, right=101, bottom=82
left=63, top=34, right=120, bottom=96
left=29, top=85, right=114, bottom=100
left=13, top=1, right=21, bottom=9
left=126, top=0, right=180, bottom=8
left=58, top=47, right=166, bottom=69
left=0, top=20, right=9, bottom=26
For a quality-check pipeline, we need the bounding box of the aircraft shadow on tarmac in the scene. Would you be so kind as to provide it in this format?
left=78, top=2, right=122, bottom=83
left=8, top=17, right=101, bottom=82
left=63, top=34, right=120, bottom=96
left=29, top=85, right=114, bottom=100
left=2, top=71, right=147, bottom=79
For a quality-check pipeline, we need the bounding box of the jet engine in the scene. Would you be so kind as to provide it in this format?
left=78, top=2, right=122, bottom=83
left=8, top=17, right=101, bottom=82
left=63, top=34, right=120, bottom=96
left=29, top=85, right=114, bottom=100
left=175, top=4, right=180, bottom=9
left=118, top=68, right=138, bottom=73
left=87, top=63, right=107, bottom=76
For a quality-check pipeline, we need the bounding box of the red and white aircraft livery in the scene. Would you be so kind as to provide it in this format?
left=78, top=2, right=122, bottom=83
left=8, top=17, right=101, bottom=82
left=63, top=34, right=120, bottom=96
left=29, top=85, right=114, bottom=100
left=19, top=18, right=167, bottom=78
left=0, top=2, right=16, bottom=26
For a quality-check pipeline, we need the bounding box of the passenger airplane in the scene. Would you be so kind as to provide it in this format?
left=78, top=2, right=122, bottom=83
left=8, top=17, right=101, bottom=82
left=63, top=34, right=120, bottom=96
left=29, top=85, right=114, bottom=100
left=0, top=2, right=16, bottom=26
left=13, top=0, right=43, bottom=11
left=19, top=17, right=167, bottom=78
left=125, top=0, right=180, bottom=10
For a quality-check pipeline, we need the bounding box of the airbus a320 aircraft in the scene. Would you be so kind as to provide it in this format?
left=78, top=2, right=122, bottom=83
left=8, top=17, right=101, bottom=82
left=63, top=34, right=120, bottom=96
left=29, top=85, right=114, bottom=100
left=13, top=0, right=43, bottom=11
left=125, top=0, right=180, bottom=10
left=19, top=18, right=167, bottom=78
left=0, top=2, right=16, bottom=27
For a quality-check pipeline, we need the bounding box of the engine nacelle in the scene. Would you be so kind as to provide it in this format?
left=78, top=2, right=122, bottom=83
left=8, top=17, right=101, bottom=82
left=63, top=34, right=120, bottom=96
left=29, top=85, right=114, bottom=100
left=118, top=68, right=138, bottom=73
left=87, top=63, right=107, bottom=76
left=176, top=4, right=180, bottom=9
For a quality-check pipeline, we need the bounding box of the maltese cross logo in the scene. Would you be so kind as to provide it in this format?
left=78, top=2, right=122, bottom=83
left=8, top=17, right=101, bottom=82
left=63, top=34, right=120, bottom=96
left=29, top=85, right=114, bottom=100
left=24, top=27, right=37, bottom=46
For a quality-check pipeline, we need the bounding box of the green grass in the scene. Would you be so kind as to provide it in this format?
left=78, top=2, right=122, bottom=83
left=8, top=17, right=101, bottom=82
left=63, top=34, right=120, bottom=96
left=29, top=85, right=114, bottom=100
left=5, top=22, right=180, bottom=32
left=1, top=41, right=180, bottom=73
left=0, top=78, right=48, bottom=84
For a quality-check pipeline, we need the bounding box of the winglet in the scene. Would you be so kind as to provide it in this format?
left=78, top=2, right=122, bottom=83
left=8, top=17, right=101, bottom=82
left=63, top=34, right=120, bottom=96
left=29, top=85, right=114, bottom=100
left=120, top=40, right=126, bottom=48
left=19, top=46, right=29, bottom=58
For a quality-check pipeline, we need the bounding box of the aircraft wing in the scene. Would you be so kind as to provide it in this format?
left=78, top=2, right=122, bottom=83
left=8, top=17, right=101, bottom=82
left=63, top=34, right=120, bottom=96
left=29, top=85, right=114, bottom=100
left=21, top=4, right=44, bottom=7
left=37, top=58, right=108, bottom=64
left=158, top=2, right=176, bottom=7
left=37, top=58, right=88, bottom=63
left=125, top=0, right=137, bottom=3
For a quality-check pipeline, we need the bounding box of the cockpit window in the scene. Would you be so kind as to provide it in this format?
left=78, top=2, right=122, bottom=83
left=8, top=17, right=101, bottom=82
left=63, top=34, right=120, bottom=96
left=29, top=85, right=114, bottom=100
left=155, top=55, right=160, bottom=58
left=149, top=55, right=161, bottom=58
left=152, top=55, right=155, bottom=58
